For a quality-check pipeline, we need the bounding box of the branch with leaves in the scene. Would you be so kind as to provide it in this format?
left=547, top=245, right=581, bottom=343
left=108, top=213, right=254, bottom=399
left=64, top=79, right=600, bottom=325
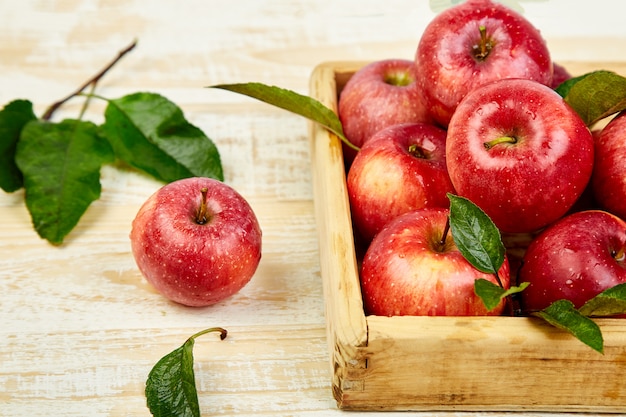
left=0, top=41, right=223, bottom=244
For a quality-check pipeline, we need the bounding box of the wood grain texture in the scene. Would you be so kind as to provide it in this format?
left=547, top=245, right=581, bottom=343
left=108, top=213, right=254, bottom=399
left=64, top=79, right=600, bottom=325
left=2, top=1, right=626, bottom=416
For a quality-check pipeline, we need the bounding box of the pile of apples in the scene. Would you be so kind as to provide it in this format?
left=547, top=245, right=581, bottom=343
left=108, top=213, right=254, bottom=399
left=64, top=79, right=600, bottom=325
left=339, top=0, right=626, bottom=317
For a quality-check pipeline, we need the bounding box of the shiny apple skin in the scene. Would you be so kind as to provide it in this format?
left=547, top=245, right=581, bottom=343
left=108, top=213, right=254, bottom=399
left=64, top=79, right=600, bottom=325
left=338, top=59, right=431, bottom=162
left=414, top=0, right=552, bottom=127
left=592, top=111, right=626, bottom=221
left=130, top=177, right=262, bottom=307
left=519, top=210, right=626, bottom=313
left=347, top=122, right=454, bottom=242
left=446, top=78, right=594, bottom=233
left=360, top=208, right=510, bottom=316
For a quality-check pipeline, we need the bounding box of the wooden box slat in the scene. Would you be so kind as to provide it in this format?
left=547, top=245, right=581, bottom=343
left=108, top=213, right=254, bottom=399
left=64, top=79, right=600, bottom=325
left=308, top=61, right=626, bottom=412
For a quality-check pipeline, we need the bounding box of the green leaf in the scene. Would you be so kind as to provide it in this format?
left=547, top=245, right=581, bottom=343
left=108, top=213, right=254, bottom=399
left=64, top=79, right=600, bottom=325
left=0, top=99, right=37, bottom=192
left=554, top=72, right=591, bottom=98
left=578, top=283, right=626, bottom=317
left=474, top=279, right=506, bottom=311
left=559, top=70, right=626, bottom=126
left=535, top=299, right=604, bottom=354
left=15, top=119, right=114, bottom=244
left=474, top=279, right=529, bottom=311
left=145, top=341, right=199, bottom=417
left=145, top=328, right=227, bottom=417
left=447, top=193, right=505, bottom=274
left=209, top=82, right=355, bottom=150
left=101, top=92, right=223, bottom=183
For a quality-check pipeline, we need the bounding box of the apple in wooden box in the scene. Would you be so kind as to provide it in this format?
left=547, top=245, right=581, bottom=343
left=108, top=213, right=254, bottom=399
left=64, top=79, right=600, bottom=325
left=308, top=61, right=626, bottom=412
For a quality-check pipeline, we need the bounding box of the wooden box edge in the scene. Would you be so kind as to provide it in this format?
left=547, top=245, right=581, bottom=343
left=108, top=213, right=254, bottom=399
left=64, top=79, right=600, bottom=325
left=308, top=60, right=626, bottom=412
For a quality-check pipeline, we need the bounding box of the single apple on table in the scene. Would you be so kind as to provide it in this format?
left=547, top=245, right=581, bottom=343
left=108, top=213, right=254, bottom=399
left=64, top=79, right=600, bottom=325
left=446, top=78, right=594, bottom=234
left=360, top=207, right=511, bottom=316
left=130, top=177, right=262, bottom=307
left=591, top=110, right=626, bottom=221
left=338, top=58, right=431, bottom=163
left=346, top=122, right=454, bottom=243
left=414, top=0, right=553, bottom=127
left=519, top=210, right=626, bottom=313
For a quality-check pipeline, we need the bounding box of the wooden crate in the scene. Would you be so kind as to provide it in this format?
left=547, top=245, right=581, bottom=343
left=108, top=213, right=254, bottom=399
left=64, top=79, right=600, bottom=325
left=308, top=60, right=626, bottom=412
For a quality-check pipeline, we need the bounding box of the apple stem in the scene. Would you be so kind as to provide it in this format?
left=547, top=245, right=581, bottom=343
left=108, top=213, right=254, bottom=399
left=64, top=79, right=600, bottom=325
left=189, top=327, right=228, bottom=342
left=408, top=144, right=427, bottom=159
left=196, top=187, right=210, bottom=225
left=484, top=136, right=517, bottom=150
left=613, top=247, right=625, bottom=263
left=473, top=25, right=493, bottom=61
left=493, top=271, right=504, bottom=288
left=439, top=217, right=451, bottom=248
left=384, top=71, right=413, bottom=87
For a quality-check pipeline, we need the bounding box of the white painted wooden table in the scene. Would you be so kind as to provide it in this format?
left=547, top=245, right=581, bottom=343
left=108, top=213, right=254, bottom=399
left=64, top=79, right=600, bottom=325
left=2, top=1, right=626, bottom=416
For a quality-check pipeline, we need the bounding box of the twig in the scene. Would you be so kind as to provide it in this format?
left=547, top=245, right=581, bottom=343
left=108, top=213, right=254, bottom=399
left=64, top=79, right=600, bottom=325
left=42, top=39, right=138, bottom=120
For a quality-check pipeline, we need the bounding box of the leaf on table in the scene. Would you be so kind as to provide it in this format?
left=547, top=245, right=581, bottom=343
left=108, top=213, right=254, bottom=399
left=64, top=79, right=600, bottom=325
left=15, top=119, right=114, bottom=245
left=558, top=70, right=626, bottom=126
left=474, top=279, right=529, bottom=311
left=447, top=193, right=505, bottom=274
left=0, top=99, right=37, bottom=192
left=578, top=283, right=626, bottom=317
left=535, top=299, right=604, bottom=354
left=101, top=92, right=223, bottom=183
left=145, top=327, right=227, bottom=417
left=146, top=338, right=200, bottom=417
left=209, top=82, right=353, bottom=147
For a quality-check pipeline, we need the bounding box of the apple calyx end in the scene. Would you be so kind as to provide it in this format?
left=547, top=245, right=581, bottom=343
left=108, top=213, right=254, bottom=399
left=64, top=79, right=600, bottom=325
left=195, top=187, right=211, bottom=225
left=484, top=136, right=517, bottom=150
left=472, top=25, right=494, bottom=62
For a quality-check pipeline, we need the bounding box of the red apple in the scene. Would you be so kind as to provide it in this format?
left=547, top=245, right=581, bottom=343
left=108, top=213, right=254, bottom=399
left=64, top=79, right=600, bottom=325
left=347, top=122, right=454, bottom=242
left=519, top=210, right=626, bottom=313
left=591, top=110, right=626, bottom=221
left=360, top=207, right=511, bottom=316
left=414, top=0, right=553, bottom=127
left=338, top=59, right=431, bottom=163
left=446, top=78, right=594, bottom=233
left=551, top=62, right=572, bottom=89
left=130, top=177, right=262, bottom=307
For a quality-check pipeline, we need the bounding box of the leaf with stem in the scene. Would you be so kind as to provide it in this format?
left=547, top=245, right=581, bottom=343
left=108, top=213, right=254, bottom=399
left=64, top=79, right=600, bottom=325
left=447, top=194, right=505, bottom=277
left=209, top=82, right=358, bottom=151
left=146, top=327, right=227, bottom=417
left=447, top=194, right=517, bottom=311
